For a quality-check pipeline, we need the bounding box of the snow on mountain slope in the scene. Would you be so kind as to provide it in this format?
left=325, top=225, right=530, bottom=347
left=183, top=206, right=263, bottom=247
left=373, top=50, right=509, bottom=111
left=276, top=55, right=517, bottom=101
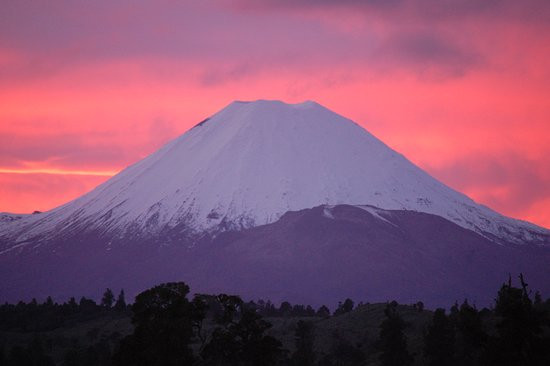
left=1, top=100, right=548, bottom=247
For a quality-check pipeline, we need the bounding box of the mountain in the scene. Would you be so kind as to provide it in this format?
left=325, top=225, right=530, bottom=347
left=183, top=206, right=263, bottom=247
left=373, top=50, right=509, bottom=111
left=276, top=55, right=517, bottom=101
left=1, top=100, right=547, bottom=246
left=0, top=100, right=549, bottom=306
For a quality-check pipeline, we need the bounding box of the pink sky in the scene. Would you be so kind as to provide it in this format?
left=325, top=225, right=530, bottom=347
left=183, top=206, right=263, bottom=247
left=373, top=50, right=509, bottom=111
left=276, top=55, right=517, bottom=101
left=1, top=1, right=549, bottom=228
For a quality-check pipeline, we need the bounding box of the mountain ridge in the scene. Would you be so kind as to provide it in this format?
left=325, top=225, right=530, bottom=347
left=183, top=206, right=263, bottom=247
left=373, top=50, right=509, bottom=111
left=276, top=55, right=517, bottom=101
left=1, top=100, right=548, bottom=250
left=1, top=203, right=549, bottom=306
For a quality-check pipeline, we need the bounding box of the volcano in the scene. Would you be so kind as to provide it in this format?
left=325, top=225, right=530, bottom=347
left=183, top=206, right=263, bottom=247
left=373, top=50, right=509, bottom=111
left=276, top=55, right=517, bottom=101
left=1, top=100, right=549, bottom=307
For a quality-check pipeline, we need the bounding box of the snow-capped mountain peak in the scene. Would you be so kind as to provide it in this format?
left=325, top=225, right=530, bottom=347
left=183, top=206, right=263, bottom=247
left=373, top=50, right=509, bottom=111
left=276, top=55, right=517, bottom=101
left=1, top=100, right=548, bottom=247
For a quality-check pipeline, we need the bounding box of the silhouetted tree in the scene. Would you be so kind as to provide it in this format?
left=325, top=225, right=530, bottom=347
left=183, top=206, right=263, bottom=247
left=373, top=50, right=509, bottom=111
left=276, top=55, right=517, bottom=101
left=291, top=320, right=316, bottom=366
left=201, top=294, right=284, bottom=366
left=265, top=300, right=277, bottom=316
left=292, top=304, right=305, bottom=316
left=534, top=291, right=543, bottom=306
left=305, top=305, right=315, bottom=316
left=334, top=298, right=354, bottom=316
left=101, top=288, right=114, bottom=309
left=79, top=297, right=99, bottom=316
left=66, top=297, right=78, bottom=313
left=378, top=304, right=413, bottom=366
left=485, top=274, right=550, bottom=366
left=279, top=301, right=292, bottom=316
left=114, top=290, right=126, bottom=312
left=450, top=300, right=486, bottom=365
left=112, top=282, right=203, bottom=366
left=424, top=308, right=455, bottom=366
left=316, top=305, right=330, bottom=318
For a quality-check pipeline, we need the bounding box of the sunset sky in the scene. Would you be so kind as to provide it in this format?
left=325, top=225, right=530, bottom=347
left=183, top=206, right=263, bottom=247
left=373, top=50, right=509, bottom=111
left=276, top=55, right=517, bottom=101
left=1, top=0, right=549, bottom=228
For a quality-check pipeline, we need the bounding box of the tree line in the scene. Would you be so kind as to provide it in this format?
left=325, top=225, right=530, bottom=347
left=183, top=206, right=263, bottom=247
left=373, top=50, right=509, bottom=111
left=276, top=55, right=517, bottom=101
left=0, top=289, right=127, bottom=332
left=1, top=274, right=549, bottom=365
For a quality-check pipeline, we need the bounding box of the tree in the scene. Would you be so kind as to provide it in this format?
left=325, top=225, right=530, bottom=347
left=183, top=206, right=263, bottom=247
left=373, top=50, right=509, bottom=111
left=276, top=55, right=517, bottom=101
left=378, top=304, right=413, bottom=366
left=292, top=304, right=306, bottom=316
left=424, top=308, right=455, bottom=366
left=114, top=290, right=126, bottom=312
left=485, top=274, right=550, bottom=366
left=66, top=297, right=78, bottom=314
left=201, top=294, right=284, bottom=366
left=451, top=300, right=486, bottom=365
left=534, top=291, right=543, bottom=305
left=112, top=282, right=203, bottom=366
left=279, top=301, right=292, bottom=316
left=305, top=305, right=315, bottom=316
left=316, top=305, right=330, bottom=318
left=334, top=298, right=354, bottom=316
left=44, top=296, right=54, bottom=308
left=101, top=288, right=114, bottom=309
left=291, top=320, right=316, bottom=366
left=79, top=297, right=98, bottom=315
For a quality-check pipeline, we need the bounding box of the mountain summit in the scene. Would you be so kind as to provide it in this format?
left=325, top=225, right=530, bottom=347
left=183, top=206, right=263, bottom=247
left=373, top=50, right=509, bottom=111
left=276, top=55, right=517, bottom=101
left=1, top=100, right=547, bottom=247
left=1, top=100, right=549, bottom=305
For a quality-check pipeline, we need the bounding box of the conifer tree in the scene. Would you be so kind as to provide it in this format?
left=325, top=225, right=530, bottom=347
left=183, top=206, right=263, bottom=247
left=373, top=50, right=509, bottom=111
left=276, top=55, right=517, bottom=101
left=486, top=274, right=550, bottom=366
left=114, top=289, right=126, bottom=312
left=424, top=308, right=455, bottom=366
left=316, top=305, right=330, bottom=318
left=291, top=320, right=316, bottom=366
left=451, top=300, right=486, bottom=365
left=101, top=288, right=114, bottom=309
left=378, top=304, right=413, bottom=366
